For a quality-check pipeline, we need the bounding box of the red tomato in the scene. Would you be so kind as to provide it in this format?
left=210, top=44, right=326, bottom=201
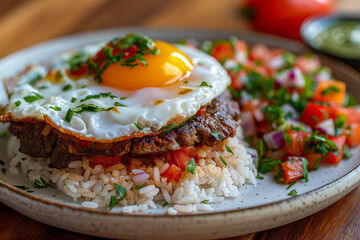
left=284, top=130, right=310, bottom=156
left=169, top=146, right=197, bottom=169
left=281, top=157, right=304, bottom=184
left=93, top=156, right=122, bottom=168
left=303, top=151, right=323, bottom=170
left=161, top=164, right=182, bottom=182
left=241, top=0, right=335, bottom=39
left=301, top=103, right=331, bottom=128
left=230, top=69, right=247, bottom=90
left=324, top=135, right=346, bottom=164
left=294, top=55, right=320, bottom=74
left=335, top=107, right=360, bottom=125
left=346, top=123, right=360, bottom=147
left=210, top=43, right=234, bottom=62
left=313, top=80, right=346, bottom=106
left=196, top=106, right=207, bottom=116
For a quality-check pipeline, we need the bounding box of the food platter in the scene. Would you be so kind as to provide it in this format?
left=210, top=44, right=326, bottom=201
left=1, top=28, right=360, bottom=239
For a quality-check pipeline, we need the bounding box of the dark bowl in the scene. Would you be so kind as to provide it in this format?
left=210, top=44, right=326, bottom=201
left=301, top=14, right=360, bottom=72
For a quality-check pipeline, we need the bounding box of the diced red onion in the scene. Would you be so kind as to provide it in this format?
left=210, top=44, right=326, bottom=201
left=316, top=119, right=335, bottom=136
left=268, top=55, right=285, bottom=70
left=264, top=130, right=285, bottom=149
left=132, top=171, right=150, bottom=186
left=275, top=67, right=305, bottom=88
left=281, top=103, right=299, bottom=120
left=241, top=111, right=256, bottom=137
left=246, top=147, right=258, bottom=165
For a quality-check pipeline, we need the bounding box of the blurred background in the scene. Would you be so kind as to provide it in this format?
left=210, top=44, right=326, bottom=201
left=0, top=0, right=359, bottom=58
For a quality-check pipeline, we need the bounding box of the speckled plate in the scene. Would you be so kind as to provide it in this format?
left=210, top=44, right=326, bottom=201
left=1, top=28, right=360, bottom=240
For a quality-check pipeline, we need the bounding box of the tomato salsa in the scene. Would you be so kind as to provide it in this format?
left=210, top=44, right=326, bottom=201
left=180, top=37, right=359, bottom=186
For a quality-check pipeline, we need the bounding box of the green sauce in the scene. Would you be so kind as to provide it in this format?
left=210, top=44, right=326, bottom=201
left=312, top=20, right=360, bottom=59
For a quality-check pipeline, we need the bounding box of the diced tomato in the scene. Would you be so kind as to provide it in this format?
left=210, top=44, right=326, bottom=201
left=230, top=69, right=246, bottom=90
left=301, top=103, right=331, bottom=128
left=196, top=106, right=207, bottom=116
left=303, top=151, right=323, bottom=170
left=161, top=164, right=182, bottom=182
left=243, top=100, right=268, bottom=122
left=294, top=55, right=320, bottom=74
left=324, top=135, right=346, bottom=164
left=93, top=156, right=122, bottom=168
left=169, top=146, right=197, bottom=169
left=281, top=157, right=304, bottom=184
left=346, top=123, right=360, bottom=147
left=284, top=130, right=311, bottom=156
left=313, top=80, right=346, bottom=106
left=250, top=44, right=270, bottom=62
left=210, top=42, right=234, bottom=62
left=335, top=107, right=360, bottom=124
left=256, top=120, right=271, bottom=134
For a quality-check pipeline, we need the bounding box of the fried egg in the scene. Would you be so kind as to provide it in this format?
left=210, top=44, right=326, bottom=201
left=1, top=38, right=230, bottom=141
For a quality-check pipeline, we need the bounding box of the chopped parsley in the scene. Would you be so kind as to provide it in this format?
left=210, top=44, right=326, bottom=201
left=288, top=189, right=298, bottom=197
left=0, top=130, right=8, bottom=138
left=134, top=185, right=145, bottom=191
left=67, top=50, right=89, bottom=71
left=160, top=123, right=176, bottom=130
left=220, top=156, right=227, bottom=166
left=24, top=92, right=44, bottom=103
left=286, top=181, right=297, bottom=189
left=15, top=100, right=22, bottom=107
left=200, top=200, right=209, bottom=204
left=210, top=132, right=220, bottom=138
left=162, top=115, right=196, bottom=133
left=109, top=183, right=127, bottom=210
left=262, top=105, right=285, bottom=125
left=63, top=84, right=72, bottom=91
left=14, top=185, right=30, bottom=191
left=32, top=177, right=53, bottom=189
left=225, top=145, right=235, bottom=156
left=134, top=122, right=144, bottom=130
left=321, top=86, right=340, bottom=95
left=200, top=81, right=213, bottom=88
left=162, top=201, right=169, bottom=207
left=80, top=92, right=118, bottom=102
left=302, top=158, right=309, bottom=182
left=256, top=173, right=264, bottom=180
left=114, top=102, right=126, bottom=107
left=64, top=104, right=114, bottom=122
left=49, top=106, right=61, bottom=111
left=184, top=80, right=189, bottom=84
left=258, top=158, right=282, bottom=174
left=71, top=97, right=77, bottom=103
left=283, top=52, right=296, bottom=68
left=28, top=73, right=42, bottom=85
left=342, top=145, right=352, bottom=159
left=304, top=132, right=338, bottom=155
left=185, top=158, right=196, bottom=175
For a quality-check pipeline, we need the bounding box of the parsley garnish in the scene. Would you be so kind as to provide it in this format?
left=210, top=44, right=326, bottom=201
left=63, top=84, right=72, bottom=91
left=162, top=202, right=169, bottom=207
left=64, top=104, right=114, bottom=122
left=160, top=123, right=176, bottom=130
left=200, top=81, right=212, bottom=88
left=28, top=73, right=42, bottom=85
left=342, top=145, right=352, bottom=159
left=262, top=105, right=285, bottom=125
left=14, top=185, right=30, bottom=190
left=109, top=183, right=127, bottom=210
left=49, top=106, right=61, bottom=111
left=115, top=102, right=126, bottom=107
left=225, top=145, right=235, bottom=156
left=185, top=158, right=196, bottom=175
left=15, top=100, right=21, bottom=107
left=302, top=158, right=309, bottom=182
left=134, top=185, right=145, bottom=191
left=283, top=52, right=296, bottom=68
left=80, top=92, right=117, bottom=102
left=304, top=132, right=338, bottom=155
left=288, top=189, right=298, bottom=197
left=33, top=177, right=53, bottom=189
left=286, top=181, right=297, bottom=189
left=67, top=50, right=89, bottom=71
left=258, top=158, right=282, bottom=174
left=134, top=122, right=144, bottom=130
left=71, top=97, right=77, bottom=103
left=256, top=173, right=264, bottom=180
left=220, top=156, right=227, bottom=166
left=210, top=132, right=220, bottom=138
left=162, top=115, right=196, bottom=133
left=200, top=200, right=209, bottom=204
left=321, top=86, right=340, bottom=95
left=24, top=92, right=44, bottom=103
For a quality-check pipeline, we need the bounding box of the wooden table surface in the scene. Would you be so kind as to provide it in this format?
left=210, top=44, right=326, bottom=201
left=1, top=0, right=360, bottom=239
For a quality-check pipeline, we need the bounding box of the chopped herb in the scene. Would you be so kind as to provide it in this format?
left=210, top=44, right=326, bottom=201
left=220, top=156, right=227, bottom=166
left=200, top=81, right=212, bottom=88
left=71, top=97, right=77, bottom=103
left=290, top=124, right=309, bottom=132
left=302, top=158, right=309, bottom=182
left=227, top=86, right=241, bottom=100
left=288, top=189, right=298, bottom=197
left=67, top=50, right=89, bottom=71
left=24, top=92, right=44, bottom=103
left=114, top=102, right=126, bottom=107
left=344, top=93, right=356, bottom=107
left=49, top=106, right=61, bottom=111
left=255, top=140, right=266, bottom=161
left=256, top=173, right=264, bottom=180
left=342, top=145, right=352, bottom=159
left=63, top=84, right=72, bottom=91
left=283, top=52, right=296, bottom=68
left=120, top=97, right=127, bottom=100
left=262, top=105, right=285, bottom=125
left=28, top=73, right=42, bottom=85
left=334, top=115, right=347, bottom=136
left=32, top=177, right=53, bottom=189
left=134, top=185, right=145, bottom=191
left=321, top=86, right=340, bottom=95
left=14, top=185, right=30, bottom=190
left=305, top=132, right=338, bottom=156
left=160, top=123, right=176, bottom=130
left=184, top=80, right=189, bottom=84
left=0, top=130, right=8, bottom=138
left=110, top=183, right=127, bottom=210
left=312, top=116, right=319, bottom=122
left=64, top=104, right=114, bottom=122
left=286, top=181, right=297, bottom=189
left=80, top=92, right=117, bottom=102
left=225, top=145, right=235, bottom=156
left=258, top=158, right=282, bottom=174
left=134, top=122, right=144, bottom=130
left=210, top=132, right=220, bottom=138
left=185, top=158, right=196, bottom=175
left=15, top=100, right=21, bottom=107
left=313, top=157, right=324, bottom=170
left=162, top=201, right=169, bottom=207
left=38, top=86, right=49, bottom=90
left=162, top=115, right=196, bottom=133
left=56, top=71, right=63, bottom=79
left=200, top=200, right=209, bottom=204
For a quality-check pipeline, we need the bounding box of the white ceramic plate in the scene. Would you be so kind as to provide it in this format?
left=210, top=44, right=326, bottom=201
left=1, top=28, right=360, bottom=239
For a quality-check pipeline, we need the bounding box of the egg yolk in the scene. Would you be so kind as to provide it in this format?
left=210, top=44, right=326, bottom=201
left=100, top=41, right=193, bottom=90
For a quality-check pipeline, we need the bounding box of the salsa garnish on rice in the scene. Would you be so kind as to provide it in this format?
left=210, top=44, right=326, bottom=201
left=186, top=37, right=360, bottom=185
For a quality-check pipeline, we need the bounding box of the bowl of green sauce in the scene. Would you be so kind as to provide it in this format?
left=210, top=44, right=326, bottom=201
left=301, top=15, right=360, bottom=71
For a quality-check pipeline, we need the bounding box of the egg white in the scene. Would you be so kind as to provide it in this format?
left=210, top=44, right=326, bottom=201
left=3, top=43, right=230, bottom=141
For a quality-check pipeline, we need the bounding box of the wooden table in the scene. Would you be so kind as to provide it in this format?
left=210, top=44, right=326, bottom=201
left=1, top=0, right=360, bottom=239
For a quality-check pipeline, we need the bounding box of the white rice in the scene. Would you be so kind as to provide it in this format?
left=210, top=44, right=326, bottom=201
left=7, top=136, right=257, bottom=214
